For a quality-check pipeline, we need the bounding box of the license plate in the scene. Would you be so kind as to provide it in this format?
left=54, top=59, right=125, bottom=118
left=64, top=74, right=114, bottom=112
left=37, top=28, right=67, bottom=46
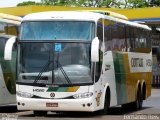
left=46, top=103, right=58, bottom=107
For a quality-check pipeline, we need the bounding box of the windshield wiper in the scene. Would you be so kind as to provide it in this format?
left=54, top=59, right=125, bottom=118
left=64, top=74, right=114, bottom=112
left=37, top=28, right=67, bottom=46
left=33, top=60, right=51, bottom=84
left=56, top=60, right=72, bottom=85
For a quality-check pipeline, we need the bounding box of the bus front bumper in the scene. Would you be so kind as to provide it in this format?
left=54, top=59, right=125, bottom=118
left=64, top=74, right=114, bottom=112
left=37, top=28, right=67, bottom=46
left=17, top=96, right=95, bottom=112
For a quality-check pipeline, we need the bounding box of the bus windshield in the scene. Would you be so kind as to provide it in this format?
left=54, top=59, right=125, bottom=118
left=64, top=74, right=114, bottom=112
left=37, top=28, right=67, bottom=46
left=18, top=42, right=92, bottom=86
left=20, top=21, right=94, bottom=41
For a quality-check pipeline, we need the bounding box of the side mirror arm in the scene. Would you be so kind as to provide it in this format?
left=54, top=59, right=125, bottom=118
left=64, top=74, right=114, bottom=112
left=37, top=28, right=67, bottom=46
left=4, top=36, right=16, bottom=60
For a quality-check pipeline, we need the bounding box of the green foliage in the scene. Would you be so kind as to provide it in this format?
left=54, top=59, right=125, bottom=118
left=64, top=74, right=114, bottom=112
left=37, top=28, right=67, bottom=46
left=17, top=1, right=39, bottom=6
left=150, top=0, right=160, bottom=6
left=41, top=0, right=67, bottom=5
left=122, top=0, right=150, bottom=8
left=99, top=0, right=122, bottom=8
left=54, top=0, right=122, bottom=7
left=17, top=0, right=160, bottom=8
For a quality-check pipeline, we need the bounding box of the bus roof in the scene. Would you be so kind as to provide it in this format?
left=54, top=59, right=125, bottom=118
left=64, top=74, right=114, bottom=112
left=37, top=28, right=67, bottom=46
left=103, top=15, right=151, bottom=31
left=23, top=11, right=151, bottom=30
left=23, top=11, right=103, bottom=21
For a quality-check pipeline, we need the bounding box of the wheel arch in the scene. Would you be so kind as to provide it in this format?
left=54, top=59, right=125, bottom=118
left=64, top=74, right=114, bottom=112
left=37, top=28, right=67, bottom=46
left=101, top=83, right=110, bottom=109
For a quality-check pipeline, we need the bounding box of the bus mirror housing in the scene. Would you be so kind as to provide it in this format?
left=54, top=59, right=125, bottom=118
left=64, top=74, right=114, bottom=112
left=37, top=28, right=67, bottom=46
left=4, top=36, right=16, bottom=60
left=91, top=37, right=99, bottom=62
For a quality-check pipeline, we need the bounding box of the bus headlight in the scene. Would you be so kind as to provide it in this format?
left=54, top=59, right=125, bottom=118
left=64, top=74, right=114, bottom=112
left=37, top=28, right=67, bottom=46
left=73, top=92, right=93, bottom=99
left=17, top=91, right=33, bottom=98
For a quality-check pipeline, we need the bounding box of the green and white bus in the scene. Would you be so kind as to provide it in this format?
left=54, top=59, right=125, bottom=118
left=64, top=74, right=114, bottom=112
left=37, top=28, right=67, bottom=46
left=4, top=11, right=152, bottom=115
left=0, top=13, right=21, bottom=105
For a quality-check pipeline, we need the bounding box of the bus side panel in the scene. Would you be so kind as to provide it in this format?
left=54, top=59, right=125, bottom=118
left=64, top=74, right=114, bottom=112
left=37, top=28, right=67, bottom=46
left=113, top=52, right=127, bottom=105
left=0, top=64, right=16, bottom=105
left=127, top=52, right=152, bottom=100
left=0, top=37, right=16, bottom=105
left=102, top=51, right=118, bottom=107
left=0, top=52, right=16, bottom=95
left=113, top=52, right=152, bottom=105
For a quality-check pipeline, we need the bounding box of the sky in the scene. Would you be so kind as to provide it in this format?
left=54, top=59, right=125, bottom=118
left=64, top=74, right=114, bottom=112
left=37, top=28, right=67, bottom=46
left=0, top=0, right=41, bottom=8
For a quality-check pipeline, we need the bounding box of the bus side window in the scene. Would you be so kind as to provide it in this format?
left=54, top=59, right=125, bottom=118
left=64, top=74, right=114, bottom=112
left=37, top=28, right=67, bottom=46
left=0, top=37, right=6, bottom=53
left=125, top=26, right=130, bottom=51
left=13, top=41, right=17, bottom=52
left=97, top=19, right=103, bottom=41
left=104, top=20, right=112, bottom=51
left=113, top=23, right=126, bottom=51
left=128, top=27, right=151, bottom=53
left=128, top=27, right=138, bottom=51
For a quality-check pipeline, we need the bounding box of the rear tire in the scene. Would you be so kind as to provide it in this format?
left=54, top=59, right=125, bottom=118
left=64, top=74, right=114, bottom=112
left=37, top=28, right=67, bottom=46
left=33, top=111, right=47, bottom=116
left=142, top=84, right=146, bottom=100
left=131, top=87, right=143, bottom=110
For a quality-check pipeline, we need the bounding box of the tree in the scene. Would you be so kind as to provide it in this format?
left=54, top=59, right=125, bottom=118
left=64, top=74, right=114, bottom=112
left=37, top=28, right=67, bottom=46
left=17, top=0, right=160, bottom=8
left=55, top=0, right=122, bottom=8
left=17, top=1, right=38, bottom=6
left=66, top=0, right=101, bottom=7
left=121, top=0, right=150, bottom=8
left=41, top=0, right=67, bottom=5
left=150, top=0, right=160, bottom=6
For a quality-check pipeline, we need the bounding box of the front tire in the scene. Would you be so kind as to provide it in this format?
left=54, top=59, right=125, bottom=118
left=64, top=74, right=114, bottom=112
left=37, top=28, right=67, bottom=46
left=33, top=111, right=47, bottom=116
left=98, top=89, right=110, bottom=115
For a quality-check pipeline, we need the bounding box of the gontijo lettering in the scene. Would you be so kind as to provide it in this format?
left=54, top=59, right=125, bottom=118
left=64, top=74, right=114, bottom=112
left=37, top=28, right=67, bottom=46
left=131, top=58, right=152, bottom=68
left=131, top=58, right=143, bottom=67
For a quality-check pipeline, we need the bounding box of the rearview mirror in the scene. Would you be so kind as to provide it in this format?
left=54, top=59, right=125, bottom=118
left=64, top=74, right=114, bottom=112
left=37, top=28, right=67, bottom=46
left=4, top=36, right=16, bottom=60
left=91, top=37, right=99, bottom=62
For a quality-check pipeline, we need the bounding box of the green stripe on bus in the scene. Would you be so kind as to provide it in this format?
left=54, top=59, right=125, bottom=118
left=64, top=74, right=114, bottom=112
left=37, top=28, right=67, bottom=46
left=47, top=87, right=59, bottom=92
left=47, top=87, right=69, bottom=92
left=56, top=87, right=68, bottom=92
left=113, top=52, right=127, bottom=105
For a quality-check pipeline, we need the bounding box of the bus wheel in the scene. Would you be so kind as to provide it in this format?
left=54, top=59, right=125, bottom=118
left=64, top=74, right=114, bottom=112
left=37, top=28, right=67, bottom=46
left=98, top=89, right=110, bottom=115
left=33, top=111, right=47, bottom=116
left=142, top=84, right=146, bottom=100
left=132, top=87, right=143, bottom=110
